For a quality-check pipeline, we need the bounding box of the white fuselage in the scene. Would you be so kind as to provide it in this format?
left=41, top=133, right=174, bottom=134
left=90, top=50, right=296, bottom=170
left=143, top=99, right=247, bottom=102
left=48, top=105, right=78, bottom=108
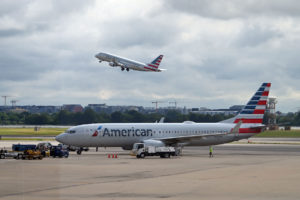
left=55, top=122, right=256, bottom=149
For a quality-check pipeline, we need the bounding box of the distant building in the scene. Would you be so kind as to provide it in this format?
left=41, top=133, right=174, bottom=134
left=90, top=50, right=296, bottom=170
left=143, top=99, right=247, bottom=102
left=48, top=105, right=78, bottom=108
left=229, top=105, right=244, bottom=112
left=189, top=105, right=243, bottom=116
left=85, top=104, right=144, bottom=114
left=0, top=105, right=61, bottom=113
left=190, top=110, right=238, bottom=116
left=62, top=104, right=83, bottom=113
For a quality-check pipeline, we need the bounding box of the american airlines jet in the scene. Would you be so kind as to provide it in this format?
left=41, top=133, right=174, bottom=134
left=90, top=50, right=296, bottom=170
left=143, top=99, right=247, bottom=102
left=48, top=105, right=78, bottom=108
left=56, top=83, right=271, bottom=152
left=95, top=52, right=165, bottom=72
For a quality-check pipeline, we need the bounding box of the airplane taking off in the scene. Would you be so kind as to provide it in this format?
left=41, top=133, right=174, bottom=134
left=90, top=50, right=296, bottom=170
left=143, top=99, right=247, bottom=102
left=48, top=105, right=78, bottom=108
left=95, top=52, right=165, bottom=72
left=56, top=83, right=271, bottom=153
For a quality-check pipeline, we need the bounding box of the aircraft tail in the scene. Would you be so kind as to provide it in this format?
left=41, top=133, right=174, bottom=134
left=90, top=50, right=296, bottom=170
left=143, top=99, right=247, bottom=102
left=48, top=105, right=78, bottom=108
left=221, top=83, right=271, bottom=125
left=146, top=55, right=164, bottom=71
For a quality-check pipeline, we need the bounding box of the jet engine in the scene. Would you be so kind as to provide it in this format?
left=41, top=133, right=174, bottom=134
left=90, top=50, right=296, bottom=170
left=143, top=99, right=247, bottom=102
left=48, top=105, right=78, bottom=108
left=143, top=139, right=165, bottom=147
left=109, top=62, right=117, bottom=67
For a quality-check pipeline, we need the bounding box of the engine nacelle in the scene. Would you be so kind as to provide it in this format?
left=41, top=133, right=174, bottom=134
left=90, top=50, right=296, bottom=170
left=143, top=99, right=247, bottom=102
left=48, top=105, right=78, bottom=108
left=143, top=139, right=165, bottom=147
left=109, top=62, right=117, bottom=67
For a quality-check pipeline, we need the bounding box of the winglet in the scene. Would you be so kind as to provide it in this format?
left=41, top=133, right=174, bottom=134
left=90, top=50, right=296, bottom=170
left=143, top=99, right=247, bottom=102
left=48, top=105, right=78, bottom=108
left=159, top=117, right=165, bottom=123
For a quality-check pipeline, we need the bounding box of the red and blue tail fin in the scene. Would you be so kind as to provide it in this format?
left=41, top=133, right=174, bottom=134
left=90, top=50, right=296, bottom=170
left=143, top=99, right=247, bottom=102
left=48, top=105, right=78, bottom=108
left=221, top=83, right=271, bottom=124
left=147, top=55, right=163, bottom=69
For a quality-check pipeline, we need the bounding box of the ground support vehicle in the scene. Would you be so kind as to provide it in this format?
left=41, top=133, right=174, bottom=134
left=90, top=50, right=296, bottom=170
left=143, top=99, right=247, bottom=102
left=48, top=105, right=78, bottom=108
left=50, top=146, right=69, bottom=158
left=58, top=144, right=89, bottom=155
left=37, top=143, right=52, bottom=157
left=0, top=149, right=24, bottom=159
left=37, top=142, right=52, bottom=151
left=10, top=144, right=37, bottom=159
left=131, top=143, right=176, bottom=159
left=0, top=149, right=7, bottom=159
left=22, top=150, right=43, bottom=160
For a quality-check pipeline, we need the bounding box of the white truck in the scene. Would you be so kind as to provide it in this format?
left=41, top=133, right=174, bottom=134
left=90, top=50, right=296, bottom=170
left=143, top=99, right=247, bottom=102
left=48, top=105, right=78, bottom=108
left=131, top=143, right=176, bottom=158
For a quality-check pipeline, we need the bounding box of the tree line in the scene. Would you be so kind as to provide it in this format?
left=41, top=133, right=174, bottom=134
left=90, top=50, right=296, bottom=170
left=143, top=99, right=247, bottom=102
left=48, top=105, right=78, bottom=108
left=0, top=109, right=299, bottom=126
left=0, top=109, right=233, bottom=125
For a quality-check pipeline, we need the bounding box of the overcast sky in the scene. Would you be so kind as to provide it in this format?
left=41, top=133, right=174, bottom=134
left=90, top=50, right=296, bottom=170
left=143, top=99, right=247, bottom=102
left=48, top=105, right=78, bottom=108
left=1, top=0, right=300, bottom=112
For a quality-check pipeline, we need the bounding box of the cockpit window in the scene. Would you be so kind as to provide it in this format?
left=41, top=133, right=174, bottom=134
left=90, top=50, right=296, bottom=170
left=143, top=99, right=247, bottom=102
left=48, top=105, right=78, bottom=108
left=66, top=129, right=76, bottom=134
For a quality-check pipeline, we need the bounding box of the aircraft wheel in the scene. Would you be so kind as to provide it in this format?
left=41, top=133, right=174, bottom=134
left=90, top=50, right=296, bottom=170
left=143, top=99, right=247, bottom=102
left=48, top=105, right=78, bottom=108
left=126, top=68, right=129, bottom=71
left=77, top=150, right=82, bottom=155
left=121, top=67, right=125, bottom=71
left=140, top=153, right=145, bottom=158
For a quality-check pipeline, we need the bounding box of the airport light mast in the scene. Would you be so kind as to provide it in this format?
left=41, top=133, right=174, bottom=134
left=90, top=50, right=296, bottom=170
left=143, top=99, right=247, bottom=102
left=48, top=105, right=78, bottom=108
left=152, top=101, right=164, bottom=112
left=1, top=95, right=10, bottom=106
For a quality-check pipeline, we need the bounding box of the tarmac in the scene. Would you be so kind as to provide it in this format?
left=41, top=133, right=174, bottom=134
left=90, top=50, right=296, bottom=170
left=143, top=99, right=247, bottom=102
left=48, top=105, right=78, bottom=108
left=0, top=142, right=300, bottom=200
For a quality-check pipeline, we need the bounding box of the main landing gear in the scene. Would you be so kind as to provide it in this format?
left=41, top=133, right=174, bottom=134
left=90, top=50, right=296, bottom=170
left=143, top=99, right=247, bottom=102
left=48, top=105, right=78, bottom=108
left=121, top=67, right=129, bottom=72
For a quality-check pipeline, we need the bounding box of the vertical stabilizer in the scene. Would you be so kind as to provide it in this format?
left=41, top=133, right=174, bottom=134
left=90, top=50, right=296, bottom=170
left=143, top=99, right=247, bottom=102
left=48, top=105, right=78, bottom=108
left=221, top=83, right=271, bottom=124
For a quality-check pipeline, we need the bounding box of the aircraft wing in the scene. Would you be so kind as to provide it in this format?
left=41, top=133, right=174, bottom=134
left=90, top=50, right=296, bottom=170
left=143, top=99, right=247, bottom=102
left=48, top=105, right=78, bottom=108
left=150, top=121, right=242, bottom=146
left=111, top=58, right=126, bottom=67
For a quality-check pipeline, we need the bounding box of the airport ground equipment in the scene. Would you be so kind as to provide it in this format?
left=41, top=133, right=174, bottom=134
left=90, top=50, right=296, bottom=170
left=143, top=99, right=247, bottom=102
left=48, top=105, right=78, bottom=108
left=59, top=144, right=89, bottom=155
left=50, top=146, right=69, bottom=158
left=0, top=150, right=22, bottom=159
left=22, top=149, right=43, bottom=160
left=12, top=144, right=36, bottom=151
left=8, top=144, right=37, bottom=159
left=37, top=142, right=52, bottom=151
left=131, top=143, right=176, bottom=158
left=0, top=149, right=7, bottom=159
left=37, top=142, right=52, bottom=157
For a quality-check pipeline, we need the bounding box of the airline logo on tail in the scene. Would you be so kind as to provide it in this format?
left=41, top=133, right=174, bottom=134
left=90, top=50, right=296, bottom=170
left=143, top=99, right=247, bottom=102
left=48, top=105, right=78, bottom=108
left=234, top=82, right=271, bottom=124
left=145, top=55, right=164, bottom=71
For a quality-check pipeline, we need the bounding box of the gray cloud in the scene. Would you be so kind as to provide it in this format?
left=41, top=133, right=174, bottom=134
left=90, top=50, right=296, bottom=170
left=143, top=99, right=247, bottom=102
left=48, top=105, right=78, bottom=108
left=0, top=0, right=299, bottom=112
left=165, top=0, right=300, bottom=19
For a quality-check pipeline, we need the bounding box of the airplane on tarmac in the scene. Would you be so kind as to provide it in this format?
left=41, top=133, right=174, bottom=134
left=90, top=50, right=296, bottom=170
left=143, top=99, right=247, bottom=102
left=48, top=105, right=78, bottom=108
left=95, top=52, right=165, bottom=72
left=56, top=83, right=271, bottom=154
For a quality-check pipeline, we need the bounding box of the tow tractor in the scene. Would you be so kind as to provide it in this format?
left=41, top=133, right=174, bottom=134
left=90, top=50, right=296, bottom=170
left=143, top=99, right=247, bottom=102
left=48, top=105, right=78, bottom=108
left=131, top=143, right=176, bottom=158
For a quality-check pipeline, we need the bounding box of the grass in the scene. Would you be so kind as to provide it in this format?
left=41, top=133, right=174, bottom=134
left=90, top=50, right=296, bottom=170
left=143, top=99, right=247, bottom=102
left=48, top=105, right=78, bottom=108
left=0, top=128, right=66, bottom=136
left=0, top=138, right=56, bottom=141
left=255, top=130, right=300, bottom=138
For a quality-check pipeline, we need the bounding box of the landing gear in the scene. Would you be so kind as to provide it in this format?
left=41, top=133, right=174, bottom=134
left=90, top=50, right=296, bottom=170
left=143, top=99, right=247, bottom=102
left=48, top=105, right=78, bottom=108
left=126, top=68, right=129, bottom=71
left=77, top=149, right=82, bottom=155
left=121, top=67, right=125, bottom=71
left=99, top=61, right=102, bottom=63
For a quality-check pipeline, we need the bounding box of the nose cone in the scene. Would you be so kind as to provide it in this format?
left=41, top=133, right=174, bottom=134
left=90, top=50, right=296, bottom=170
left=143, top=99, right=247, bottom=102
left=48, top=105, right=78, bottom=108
left=95, top=53, right=102, bottom=59
left=55, top=133, right=66, bottom=144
